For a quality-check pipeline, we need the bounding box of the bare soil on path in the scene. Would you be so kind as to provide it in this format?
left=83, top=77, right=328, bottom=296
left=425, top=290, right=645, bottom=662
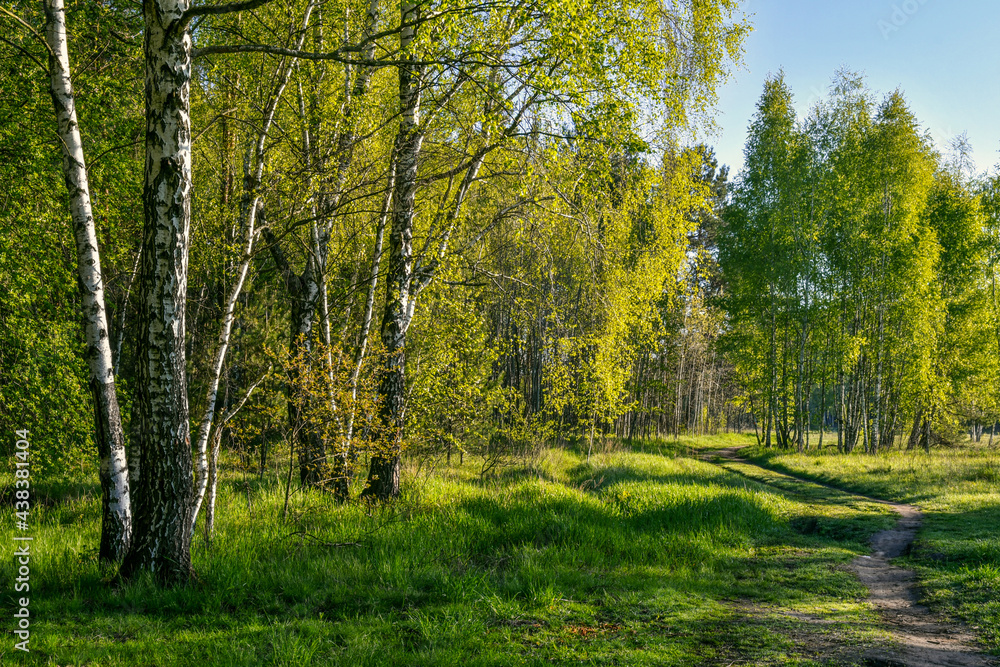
left=706, top=446, right=996, bottom=667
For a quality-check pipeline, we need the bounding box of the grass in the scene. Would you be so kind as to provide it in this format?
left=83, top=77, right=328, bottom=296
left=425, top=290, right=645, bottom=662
left=743, top=442, right=1000, bottom=654
left=1, top=436, right=901, bottom=665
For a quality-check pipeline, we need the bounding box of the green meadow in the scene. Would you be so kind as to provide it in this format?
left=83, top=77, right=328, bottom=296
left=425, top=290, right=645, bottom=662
left=1, top=434, right=917, bottom=666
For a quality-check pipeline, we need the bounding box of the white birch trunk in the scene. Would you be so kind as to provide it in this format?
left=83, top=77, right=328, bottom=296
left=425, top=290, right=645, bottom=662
left=43, top=0, right=132, bottom=563
left=120, top=0, right=195, bottom=584
left=187, top=207, right=256, bottom=537
left=362, top=0, right=422, bottom=499
left=204, top=369, right=266, bottom=541
left=188, top=1, right=315, bottom=536
left=344, top=163, right=394, bottom=447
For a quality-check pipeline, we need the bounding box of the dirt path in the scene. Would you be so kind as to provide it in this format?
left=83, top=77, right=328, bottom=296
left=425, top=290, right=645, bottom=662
left=706, top=447, right=995, bottom=667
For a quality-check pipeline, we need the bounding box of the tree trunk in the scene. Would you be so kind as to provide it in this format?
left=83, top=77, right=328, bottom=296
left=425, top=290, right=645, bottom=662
left=871, top=303, right=885, bottom=453
left=204, top=425, right=224, bottom=543
left=325, top=8, right=385, bottom=499
left=837, top=371, right=844, bottom=453
left=203, top=371, right=265, bottom=541
left=189, top=208, right=255, bottom=533
left=332, top=158, right=394, bottom=500
left=43, top=0, right=132, bottom=563
left=190, top=4, right=311, bottom=532
left=795, top=320, right=807, bottom=452
left=362, top=1, right=422, bottom=500
left=922, top=409, right=932, bottom=453
left=120, top=0, right=194, bottom=584
left=817, top=334, right=829, bottom=450
left=906, top=407, right=922, bottom=451
left=263, top=221, right=329, bottom=488
left=292, top=265, right=326, bottom=485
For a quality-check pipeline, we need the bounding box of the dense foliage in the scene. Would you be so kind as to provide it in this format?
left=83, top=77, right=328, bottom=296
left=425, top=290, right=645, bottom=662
left=0, top=0, right=747, bottom=496
left=4, top=0, right=1000, bottom=594
left=719, top=70, right=1000, bottom=453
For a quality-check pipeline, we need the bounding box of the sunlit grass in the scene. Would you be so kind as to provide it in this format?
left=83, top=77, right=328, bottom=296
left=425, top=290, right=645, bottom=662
left=2, top=439, right=895, bottom=665
left=744, top=443, right=1000, bottom=654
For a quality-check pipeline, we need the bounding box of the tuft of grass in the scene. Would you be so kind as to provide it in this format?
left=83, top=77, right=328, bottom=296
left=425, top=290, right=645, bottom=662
left=743, top=443, right=1000, bottom=654
left=3, top=438, right=894, bottom=665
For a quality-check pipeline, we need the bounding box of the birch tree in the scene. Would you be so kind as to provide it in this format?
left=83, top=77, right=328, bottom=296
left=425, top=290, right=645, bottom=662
left=118, top=0, right=198, bottom=582
left=361, top=0, right=748, bottom=499
left=42, top=0, right=131, bottom=563
left=188, top=0, right=315, bottom=537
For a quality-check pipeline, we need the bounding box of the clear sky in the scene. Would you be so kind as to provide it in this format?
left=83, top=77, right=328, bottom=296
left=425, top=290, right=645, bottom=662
left=708, top=0, right=1000, bottom=177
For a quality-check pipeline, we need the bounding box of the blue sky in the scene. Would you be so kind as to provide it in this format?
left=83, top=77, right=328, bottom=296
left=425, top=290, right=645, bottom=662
left=708, top=0, right=1000, bottom=177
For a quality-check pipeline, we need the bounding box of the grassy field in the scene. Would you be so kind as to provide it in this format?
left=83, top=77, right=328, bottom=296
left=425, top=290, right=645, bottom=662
left=743, top=442, right=1000, bottom=655
left=2, top=434, right=905, bottom=666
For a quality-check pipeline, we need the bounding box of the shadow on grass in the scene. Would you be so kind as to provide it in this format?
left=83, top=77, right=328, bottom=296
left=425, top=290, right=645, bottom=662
left=8, top=448, right=905, bottom=666
left=466, top=465, right=558, bottom=487
left=0, top=477, right=101, bottom=509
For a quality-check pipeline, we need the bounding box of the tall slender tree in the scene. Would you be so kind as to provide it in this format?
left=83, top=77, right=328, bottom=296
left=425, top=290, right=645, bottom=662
left=43, top=0, right=131, bottom=563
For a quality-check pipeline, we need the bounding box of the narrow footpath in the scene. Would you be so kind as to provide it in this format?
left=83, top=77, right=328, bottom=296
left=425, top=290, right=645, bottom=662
left=706, top=447, right=995, bottom=667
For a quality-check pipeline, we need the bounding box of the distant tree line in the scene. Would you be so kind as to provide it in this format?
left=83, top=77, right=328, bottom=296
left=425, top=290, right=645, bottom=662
left=718, top=70, right=1000, bottom=454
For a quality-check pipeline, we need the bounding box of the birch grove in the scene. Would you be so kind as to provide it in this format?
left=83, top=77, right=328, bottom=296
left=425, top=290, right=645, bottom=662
left=3, top=0, right=761, bottom=585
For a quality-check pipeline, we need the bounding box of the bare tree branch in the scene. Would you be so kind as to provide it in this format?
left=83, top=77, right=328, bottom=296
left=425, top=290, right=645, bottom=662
left=0, top=5, right=53, bottom=57
left=181, top=0, right=276, bottom=27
